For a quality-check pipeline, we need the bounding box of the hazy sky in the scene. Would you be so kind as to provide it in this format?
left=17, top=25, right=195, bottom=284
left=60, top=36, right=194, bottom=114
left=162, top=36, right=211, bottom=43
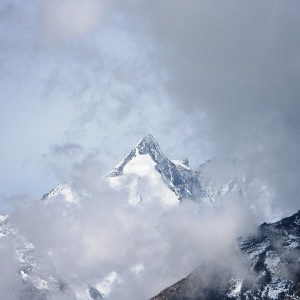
left=0, top=0, right=206, bottom=200
left=1, top=0, right=300, bottom=215
left=2, top=1, right=300, bottom=298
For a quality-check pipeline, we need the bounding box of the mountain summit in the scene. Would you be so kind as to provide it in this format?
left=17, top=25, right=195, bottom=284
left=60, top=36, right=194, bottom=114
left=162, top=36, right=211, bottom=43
left=107, top=134, right=202, bottom=202
left=107, top=133, right=165, bottom=177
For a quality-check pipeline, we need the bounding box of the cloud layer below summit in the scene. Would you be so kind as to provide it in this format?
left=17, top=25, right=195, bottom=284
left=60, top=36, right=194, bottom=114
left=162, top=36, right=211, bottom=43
left=11, top=158, right=255, bottom=299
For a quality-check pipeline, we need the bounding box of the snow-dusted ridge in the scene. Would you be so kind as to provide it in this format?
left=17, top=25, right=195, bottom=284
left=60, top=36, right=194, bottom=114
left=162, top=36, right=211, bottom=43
left=42, top=183, right=79, bottom=204
left=151, top=210, right=300, bottom=300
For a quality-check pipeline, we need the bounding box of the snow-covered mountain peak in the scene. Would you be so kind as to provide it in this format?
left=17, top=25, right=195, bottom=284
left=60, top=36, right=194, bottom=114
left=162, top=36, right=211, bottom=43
left=136, top=133, right=159, bottom=149
left=135, top=133, right=164, bottom=158
left=107, top=134, right=165, bottom=178
left=107, top=134, right=202, bottom=202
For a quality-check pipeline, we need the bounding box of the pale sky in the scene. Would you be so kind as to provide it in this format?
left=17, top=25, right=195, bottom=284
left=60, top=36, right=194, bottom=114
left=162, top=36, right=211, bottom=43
left=1, top=0, right=300, bottom=216
left=0, top=0, right=205, bottom=200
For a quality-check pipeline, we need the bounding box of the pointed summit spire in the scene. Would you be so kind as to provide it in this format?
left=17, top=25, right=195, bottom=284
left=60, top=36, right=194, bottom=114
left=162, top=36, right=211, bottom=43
left=135, top=133, right=157, bottom=147
left=142, top=133, right=156, bottom=142
left=106, top=134, right=164, bottom=177
left=135, top=133, right=162, bottom=157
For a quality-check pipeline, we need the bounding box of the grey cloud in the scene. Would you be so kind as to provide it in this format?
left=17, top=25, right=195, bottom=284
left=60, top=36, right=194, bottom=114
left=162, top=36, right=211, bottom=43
left=37, top=0, right=104, bottom=47
left=0, top=0, right=181, bottom=197
left=112, top=0, right=300, bottom=215
left=50, top=142, right=83, bottom=157
left=11, top=156, right=255, bottom=300
left=0, top=234, right=24, bottom=299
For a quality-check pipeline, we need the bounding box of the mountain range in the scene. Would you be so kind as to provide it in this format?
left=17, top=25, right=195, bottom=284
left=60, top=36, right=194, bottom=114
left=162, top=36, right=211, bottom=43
left=0, top=134, right=299, bottom=299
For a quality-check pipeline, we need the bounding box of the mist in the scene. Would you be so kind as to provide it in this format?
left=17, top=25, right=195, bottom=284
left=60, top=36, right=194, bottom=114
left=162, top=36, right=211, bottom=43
left=7, top=158, right=256, bottom=299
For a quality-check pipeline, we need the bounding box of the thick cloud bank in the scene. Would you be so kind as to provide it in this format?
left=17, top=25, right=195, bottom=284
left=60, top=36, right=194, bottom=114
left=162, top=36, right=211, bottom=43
left=7, top=159, right=255, bottom=299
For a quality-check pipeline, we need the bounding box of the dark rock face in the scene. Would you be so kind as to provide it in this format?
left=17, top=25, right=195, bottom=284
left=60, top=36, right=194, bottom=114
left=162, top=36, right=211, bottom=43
left=89, top=286, right=104, bottom=299
left=151, top=277, right=189, bottom=300
left=151, top=266, right=234, bottom=300
left=150, top=210, right=300, bottom=300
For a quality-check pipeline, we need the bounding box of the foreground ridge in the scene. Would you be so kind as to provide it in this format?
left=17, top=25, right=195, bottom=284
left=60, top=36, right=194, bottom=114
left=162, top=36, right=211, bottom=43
left=150, top=210, right=300, bottom=300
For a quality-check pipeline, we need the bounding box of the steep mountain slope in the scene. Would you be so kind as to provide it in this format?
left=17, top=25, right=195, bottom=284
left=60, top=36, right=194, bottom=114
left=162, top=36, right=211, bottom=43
left=150, top=210, right=300, bottom=300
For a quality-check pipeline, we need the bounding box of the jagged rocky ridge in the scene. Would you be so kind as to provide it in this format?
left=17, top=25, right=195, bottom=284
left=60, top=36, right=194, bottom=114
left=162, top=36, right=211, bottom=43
left=150, top=210, right=300, bottom=300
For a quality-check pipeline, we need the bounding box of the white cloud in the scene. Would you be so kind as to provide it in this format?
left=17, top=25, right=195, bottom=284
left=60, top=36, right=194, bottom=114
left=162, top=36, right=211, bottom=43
left=10, top=157, right=257, bottom=299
